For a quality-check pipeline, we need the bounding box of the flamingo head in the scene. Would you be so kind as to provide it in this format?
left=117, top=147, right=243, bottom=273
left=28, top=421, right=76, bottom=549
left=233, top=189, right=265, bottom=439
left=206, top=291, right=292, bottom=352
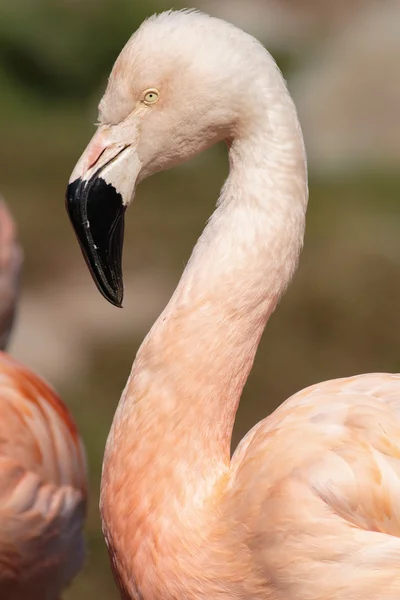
left=66, top=10, right=266, bottom=306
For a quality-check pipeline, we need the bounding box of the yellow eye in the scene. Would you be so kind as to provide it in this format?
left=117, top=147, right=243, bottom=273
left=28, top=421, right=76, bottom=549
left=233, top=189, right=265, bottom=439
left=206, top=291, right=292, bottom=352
left=143, top=89, right=159, bottom=105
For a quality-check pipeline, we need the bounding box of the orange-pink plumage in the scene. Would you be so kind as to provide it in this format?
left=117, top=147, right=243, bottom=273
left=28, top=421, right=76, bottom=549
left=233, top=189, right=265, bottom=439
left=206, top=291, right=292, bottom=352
left=0, top=197, right=87, bottom=599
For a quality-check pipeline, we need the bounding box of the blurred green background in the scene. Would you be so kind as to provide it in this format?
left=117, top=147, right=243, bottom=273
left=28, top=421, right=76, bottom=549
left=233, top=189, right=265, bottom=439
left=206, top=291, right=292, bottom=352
left=1, top=0, right=399, bottom=598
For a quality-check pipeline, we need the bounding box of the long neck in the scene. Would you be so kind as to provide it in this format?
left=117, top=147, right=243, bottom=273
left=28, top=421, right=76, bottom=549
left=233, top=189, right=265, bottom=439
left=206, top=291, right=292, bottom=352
left=105, top=64, right=307, bottom=485
left=0, top=203, right=22, bottom=351
left=101, top=63, right=308, bottom=583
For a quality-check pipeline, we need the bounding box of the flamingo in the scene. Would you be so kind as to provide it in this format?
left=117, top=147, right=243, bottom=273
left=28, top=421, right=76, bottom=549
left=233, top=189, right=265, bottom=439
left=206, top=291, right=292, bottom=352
left=66, top=10, right=400, bottom=600
left=0, top=197, right=87, bottom=599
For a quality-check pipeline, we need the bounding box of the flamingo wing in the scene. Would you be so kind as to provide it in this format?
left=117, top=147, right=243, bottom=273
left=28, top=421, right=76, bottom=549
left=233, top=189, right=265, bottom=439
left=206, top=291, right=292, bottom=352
left=0, top=352, right=87, bottom=599
left=230, top=373, right=400, bottom=599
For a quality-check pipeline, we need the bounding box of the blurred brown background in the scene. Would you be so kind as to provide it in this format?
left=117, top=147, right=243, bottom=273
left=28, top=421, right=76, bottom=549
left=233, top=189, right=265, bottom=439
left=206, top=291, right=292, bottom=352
left=0, top=0, right=399, bottom=597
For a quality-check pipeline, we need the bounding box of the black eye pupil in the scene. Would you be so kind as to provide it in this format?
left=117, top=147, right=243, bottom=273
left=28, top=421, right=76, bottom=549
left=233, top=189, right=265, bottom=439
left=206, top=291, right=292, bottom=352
left=145, top=91, right=157, bottom=102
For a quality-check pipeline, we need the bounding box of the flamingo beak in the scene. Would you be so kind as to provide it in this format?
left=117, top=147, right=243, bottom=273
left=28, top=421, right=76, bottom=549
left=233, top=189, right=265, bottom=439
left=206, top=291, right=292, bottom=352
left=66, top=131, right=141, bottom=307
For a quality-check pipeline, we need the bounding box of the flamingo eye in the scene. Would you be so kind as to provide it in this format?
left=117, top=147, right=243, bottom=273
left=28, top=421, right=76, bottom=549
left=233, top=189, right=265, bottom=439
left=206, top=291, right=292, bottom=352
left=143, top=89, right=159, bottom=105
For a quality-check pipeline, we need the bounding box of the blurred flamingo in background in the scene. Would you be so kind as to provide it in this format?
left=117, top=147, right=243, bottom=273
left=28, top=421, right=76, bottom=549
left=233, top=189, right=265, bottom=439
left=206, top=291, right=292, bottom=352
left=67, top=10, right=400, bottom=600
left=0, top=196, right=87, bottom=599
left=0, top=199, right=22, bottom=352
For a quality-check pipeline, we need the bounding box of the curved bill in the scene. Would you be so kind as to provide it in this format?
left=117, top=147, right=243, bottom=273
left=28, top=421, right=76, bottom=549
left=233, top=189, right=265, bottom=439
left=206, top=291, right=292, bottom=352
left=66, top=142, right=140, bottom=307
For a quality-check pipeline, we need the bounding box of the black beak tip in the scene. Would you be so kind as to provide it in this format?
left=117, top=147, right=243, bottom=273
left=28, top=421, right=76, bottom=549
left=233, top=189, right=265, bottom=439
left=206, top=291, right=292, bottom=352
left=102, top=286, right=124, bottom=308
left=66, top=176, right=126, bottom=309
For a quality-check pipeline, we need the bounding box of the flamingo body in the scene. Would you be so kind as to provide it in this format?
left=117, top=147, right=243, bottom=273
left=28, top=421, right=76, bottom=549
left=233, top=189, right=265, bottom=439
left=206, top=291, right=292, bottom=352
left=102, top=373, right=400, bottom=600
left=0, top=351, right=87, bottom=599
left=66, top=9, right=400, bottom=599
